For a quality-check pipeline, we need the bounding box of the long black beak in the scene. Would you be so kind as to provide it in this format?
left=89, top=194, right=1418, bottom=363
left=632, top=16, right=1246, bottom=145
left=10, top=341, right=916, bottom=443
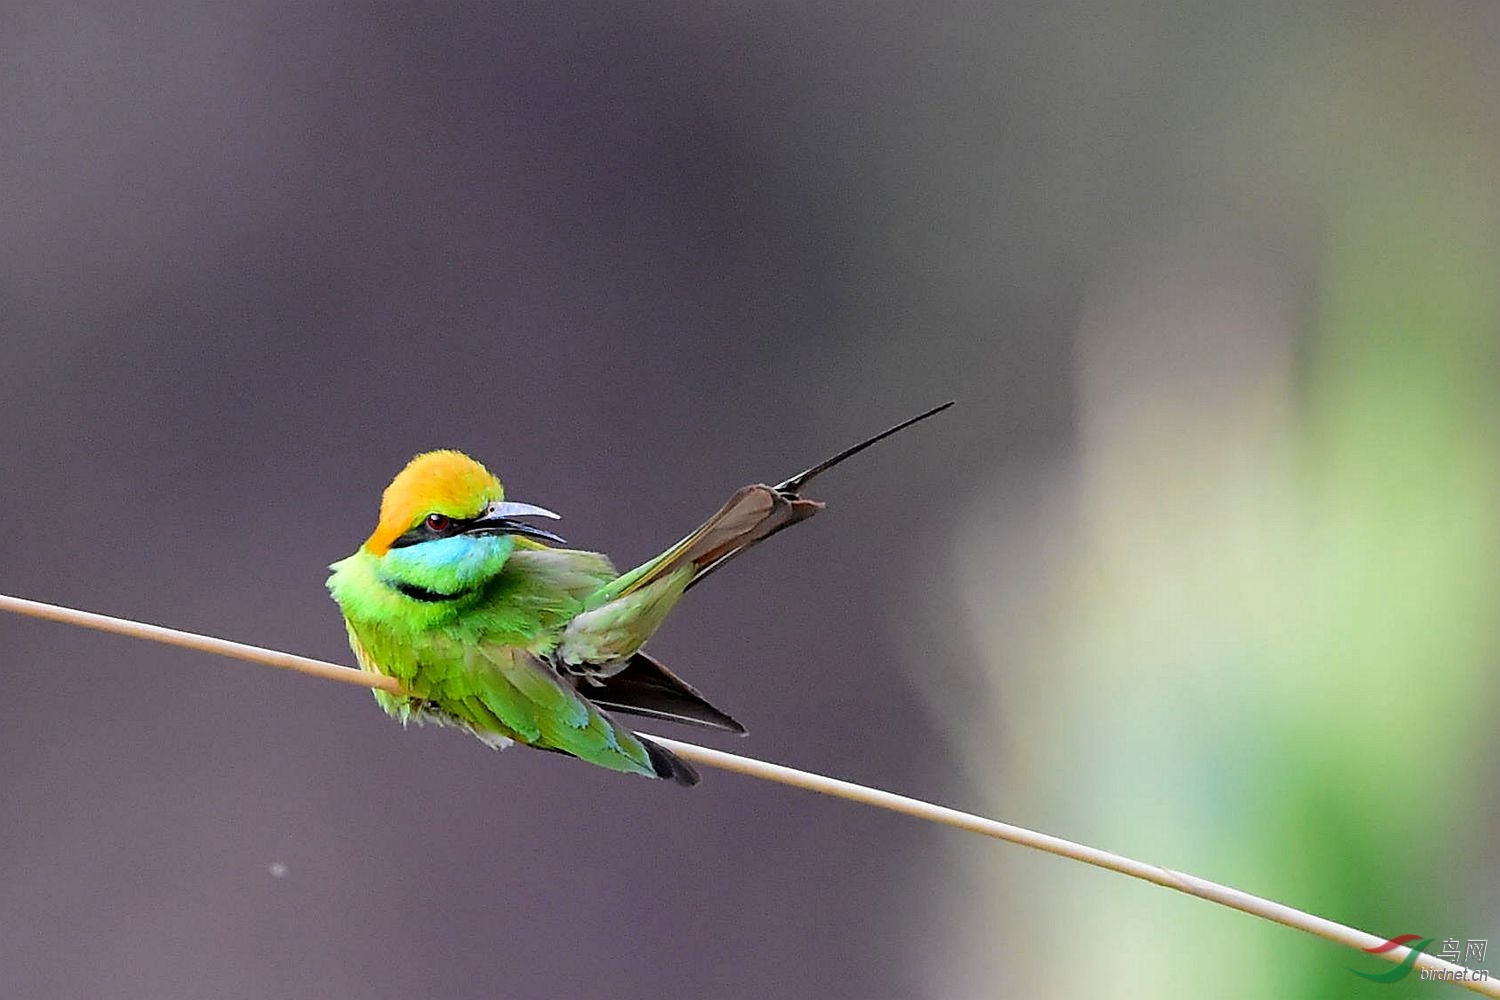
left=466, top=500, right=567, bottom=545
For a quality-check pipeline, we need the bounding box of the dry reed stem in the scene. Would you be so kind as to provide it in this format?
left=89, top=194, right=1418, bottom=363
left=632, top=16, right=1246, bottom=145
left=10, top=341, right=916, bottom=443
left=2, top=591, right=1492, bottom=996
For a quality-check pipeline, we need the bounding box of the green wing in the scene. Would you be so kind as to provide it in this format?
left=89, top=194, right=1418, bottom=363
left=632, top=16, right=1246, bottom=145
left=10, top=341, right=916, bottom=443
left=462, top=641, right=699, bottom=784
left=345, top=605, right=697, bottom=784
left=465, top=642, right=643, bottom=767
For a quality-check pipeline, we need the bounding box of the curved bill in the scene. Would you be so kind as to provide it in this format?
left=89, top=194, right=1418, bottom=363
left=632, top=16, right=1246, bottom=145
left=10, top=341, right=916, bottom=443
left=468, top=500, right=566, bottom=545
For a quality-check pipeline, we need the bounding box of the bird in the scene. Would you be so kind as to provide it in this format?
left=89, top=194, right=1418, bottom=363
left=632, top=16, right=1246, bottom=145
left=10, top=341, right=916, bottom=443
left=327, top=402, right=953, bottom=786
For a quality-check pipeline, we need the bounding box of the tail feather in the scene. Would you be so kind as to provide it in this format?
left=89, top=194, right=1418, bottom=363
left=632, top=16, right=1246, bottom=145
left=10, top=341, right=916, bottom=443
left=602, top=403, right=955, bottom=602
left=595, top=485, right=821, bottom=605
left=638, top=736, right=699, bottom=786
left=686, top=400, right=955, bottom=590
left=774, top=400, right=955, bottom=494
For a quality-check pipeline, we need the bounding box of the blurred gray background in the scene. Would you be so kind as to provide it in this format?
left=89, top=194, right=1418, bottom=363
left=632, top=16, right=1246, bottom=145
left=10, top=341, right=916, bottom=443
left=3, top=4, right=1498, bottom=999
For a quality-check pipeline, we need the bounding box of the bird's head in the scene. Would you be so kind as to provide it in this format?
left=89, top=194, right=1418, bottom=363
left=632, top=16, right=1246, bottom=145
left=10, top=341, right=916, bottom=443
left=360, top=450, right=564, bottom=596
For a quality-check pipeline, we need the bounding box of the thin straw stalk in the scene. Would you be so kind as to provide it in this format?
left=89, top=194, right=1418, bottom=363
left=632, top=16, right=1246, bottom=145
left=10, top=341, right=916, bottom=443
left=1, top=592, right=1490, bottom=996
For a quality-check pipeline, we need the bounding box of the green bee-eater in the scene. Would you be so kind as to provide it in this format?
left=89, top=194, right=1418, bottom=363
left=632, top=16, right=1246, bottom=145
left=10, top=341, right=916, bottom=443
left=327, top=402, right=952, bottom=785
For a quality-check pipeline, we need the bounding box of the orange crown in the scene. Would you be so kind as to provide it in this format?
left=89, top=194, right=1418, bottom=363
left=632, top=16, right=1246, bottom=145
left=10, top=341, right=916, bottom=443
left=364, top=450, right=504, bottom=555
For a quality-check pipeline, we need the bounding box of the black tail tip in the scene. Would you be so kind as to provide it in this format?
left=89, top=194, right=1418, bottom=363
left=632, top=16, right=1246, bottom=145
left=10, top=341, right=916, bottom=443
left=640, top=737, right=700, bottom=787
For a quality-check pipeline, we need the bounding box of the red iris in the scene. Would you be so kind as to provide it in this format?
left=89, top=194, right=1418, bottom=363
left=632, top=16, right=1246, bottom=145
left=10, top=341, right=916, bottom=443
left=424, top=513, right=451, bottom=533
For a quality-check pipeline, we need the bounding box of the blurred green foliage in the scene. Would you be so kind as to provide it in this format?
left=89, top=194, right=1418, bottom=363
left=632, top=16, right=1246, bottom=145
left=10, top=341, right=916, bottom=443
left=929, top=17, right=1498, bottom=997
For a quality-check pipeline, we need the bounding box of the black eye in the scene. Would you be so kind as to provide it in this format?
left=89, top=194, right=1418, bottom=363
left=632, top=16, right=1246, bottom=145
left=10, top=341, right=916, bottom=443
left=424, top=513, right=451, bottom=533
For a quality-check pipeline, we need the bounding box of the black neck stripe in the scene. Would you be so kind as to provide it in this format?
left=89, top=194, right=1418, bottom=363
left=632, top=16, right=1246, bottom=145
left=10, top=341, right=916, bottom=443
left=386, top=579, right=473, bottom=603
